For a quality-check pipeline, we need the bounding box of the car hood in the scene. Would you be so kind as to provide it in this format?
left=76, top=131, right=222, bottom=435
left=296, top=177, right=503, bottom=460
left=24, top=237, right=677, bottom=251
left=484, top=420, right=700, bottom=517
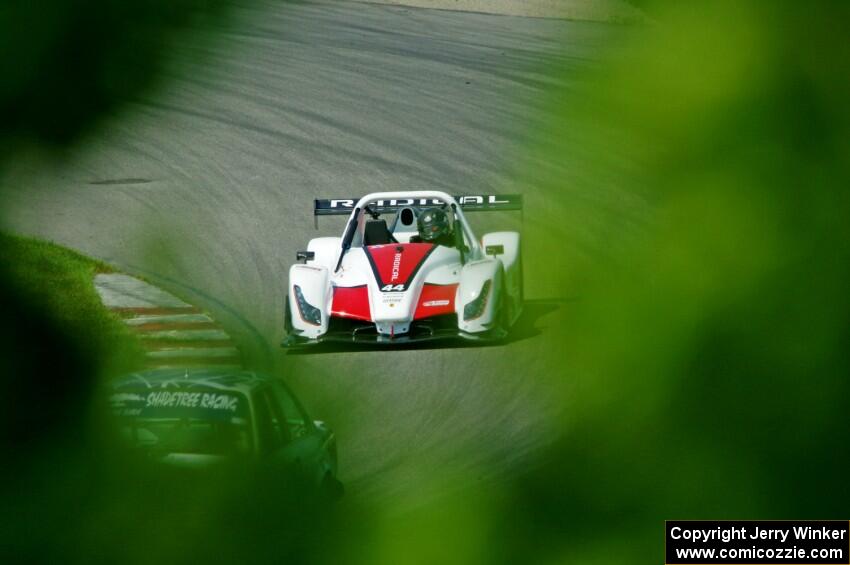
left=332, top=243, right=460, bottom=331
left=363, top=243, right=437, bottom=291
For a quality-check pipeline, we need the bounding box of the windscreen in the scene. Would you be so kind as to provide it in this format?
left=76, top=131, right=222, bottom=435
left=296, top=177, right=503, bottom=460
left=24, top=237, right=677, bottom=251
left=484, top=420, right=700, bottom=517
left=109, top=388, right=253, bottom=456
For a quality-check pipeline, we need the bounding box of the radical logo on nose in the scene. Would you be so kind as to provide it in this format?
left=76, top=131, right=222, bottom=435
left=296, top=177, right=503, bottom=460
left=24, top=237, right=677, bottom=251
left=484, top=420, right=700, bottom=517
left=367, top=243, right=436, bottom=293
left=391, top=251, right=402, bottom=282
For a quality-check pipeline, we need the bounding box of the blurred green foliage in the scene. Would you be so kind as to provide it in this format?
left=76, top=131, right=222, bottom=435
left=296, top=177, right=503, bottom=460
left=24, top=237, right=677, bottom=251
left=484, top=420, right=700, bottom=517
left=0, top=234, right=145, bottom=372
left=0, top=0, right=230, bottom=146
left=506, top=1, right=850, bottom=562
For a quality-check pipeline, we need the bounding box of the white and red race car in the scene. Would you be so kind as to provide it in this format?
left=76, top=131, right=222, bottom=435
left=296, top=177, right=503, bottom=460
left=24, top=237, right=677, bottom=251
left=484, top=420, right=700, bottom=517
left=282, top=191, right=523, bottom=347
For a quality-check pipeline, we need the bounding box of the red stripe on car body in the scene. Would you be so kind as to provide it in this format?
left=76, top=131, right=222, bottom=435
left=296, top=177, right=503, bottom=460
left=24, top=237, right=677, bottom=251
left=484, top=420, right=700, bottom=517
left=414, top=284, right=457, bottom=320
left=331, top=285, right=372, bottom=321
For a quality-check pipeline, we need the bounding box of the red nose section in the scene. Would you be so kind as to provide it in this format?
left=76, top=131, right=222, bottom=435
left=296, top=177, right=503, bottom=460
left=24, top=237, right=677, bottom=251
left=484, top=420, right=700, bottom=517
left=364, top=243, right=436, bottom=290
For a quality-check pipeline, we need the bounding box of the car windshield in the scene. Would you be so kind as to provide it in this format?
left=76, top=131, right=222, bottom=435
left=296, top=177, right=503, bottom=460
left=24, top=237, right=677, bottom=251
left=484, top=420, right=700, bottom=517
left=109, top=388, right=253, bottom=456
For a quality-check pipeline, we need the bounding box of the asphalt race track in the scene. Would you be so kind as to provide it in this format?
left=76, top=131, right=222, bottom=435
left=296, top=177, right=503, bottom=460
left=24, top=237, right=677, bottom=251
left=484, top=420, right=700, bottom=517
left=1, top=0, right=617, bottom=504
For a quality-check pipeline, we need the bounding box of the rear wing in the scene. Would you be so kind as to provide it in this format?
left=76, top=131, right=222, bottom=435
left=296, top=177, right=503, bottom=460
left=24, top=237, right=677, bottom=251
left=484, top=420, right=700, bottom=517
left=314, top=194, right=523, bottom=216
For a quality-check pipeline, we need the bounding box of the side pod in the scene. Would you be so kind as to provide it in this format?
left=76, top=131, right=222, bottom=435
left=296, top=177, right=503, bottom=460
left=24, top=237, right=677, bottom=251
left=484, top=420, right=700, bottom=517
left=457, top=259, right=503, bottom=334
left=288, top=264, right=331, bottom=339
left=306, top=237, right=342, bottom=270
left=482, top=231, right=522, bottom=324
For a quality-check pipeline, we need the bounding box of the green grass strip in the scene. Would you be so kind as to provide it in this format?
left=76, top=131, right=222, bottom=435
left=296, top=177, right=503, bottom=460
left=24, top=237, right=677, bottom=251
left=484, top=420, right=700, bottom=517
left=0, top=233, right=145, bottom=376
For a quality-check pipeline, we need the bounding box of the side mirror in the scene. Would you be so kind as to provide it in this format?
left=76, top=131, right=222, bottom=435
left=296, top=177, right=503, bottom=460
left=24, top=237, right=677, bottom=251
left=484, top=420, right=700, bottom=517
left=485, top=244, right=504, bottom=257
left=296, top=251, right=315, bottom=263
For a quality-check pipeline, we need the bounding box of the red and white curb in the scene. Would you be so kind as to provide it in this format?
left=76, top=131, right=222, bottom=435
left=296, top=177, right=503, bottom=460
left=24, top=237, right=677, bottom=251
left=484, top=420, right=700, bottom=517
left=94, top=273, right=242, bottom=369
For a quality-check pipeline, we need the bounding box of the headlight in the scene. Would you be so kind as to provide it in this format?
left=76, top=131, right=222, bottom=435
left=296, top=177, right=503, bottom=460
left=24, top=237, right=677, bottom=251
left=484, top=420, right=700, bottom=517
left=293, top=285, right=322, bottom=326
left=463, top=279, right=492, bottom=321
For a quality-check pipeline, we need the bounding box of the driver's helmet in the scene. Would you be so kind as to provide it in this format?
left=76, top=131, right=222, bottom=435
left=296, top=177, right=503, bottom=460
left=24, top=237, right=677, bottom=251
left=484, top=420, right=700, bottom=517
left=416, top=207, right=452, bottom=242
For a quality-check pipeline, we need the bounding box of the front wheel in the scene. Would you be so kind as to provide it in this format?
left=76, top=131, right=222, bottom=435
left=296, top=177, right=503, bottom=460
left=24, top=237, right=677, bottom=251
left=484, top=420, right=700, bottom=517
left=321, top=473, right=344, bottom=501
left=491, top=288, right=510, bottom=340
left=284, top=294, right=293, bottom=334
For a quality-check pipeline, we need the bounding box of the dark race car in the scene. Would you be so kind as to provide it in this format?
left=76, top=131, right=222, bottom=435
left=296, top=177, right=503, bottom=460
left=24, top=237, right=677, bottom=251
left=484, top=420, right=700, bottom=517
left=108, top=368, right=341, bottom=496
